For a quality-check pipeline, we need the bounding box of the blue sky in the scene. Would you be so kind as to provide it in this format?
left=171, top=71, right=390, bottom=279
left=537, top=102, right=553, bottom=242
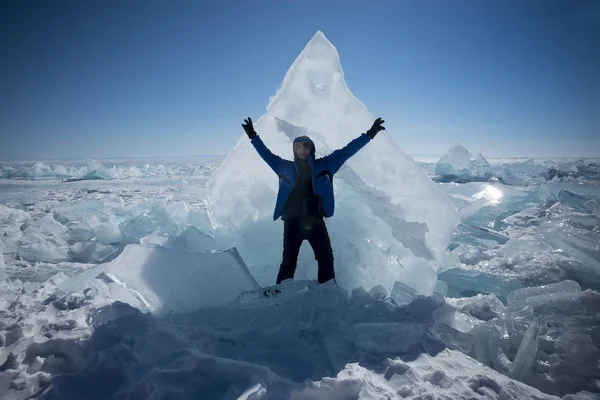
left=1, top=0, right=599, bottom=160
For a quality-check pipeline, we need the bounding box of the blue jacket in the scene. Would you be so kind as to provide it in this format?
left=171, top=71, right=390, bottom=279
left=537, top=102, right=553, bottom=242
left=251, top=133, right=372, bottom=220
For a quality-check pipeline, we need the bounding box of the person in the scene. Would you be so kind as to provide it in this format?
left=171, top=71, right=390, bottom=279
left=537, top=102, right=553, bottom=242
left=242, top=117, right=385, bottom=285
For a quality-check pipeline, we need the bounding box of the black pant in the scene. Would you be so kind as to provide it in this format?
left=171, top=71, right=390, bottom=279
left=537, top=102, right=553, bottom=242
left=276, top=218, right=335, bottom=284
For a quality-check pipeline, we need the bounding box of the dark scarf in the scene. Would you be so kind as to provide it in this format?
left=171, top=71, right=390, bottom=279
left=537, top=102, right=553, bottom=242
left=282, top=157, right=321, bottom=224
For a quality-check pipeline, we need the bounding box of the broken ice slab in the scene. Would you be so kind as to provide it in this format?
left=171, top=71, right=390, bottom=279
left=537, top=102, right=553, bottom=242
left=455, top=223, right=509, bottom=245
left=15, top=234, right=71, bottom=263
left=431, top=303, right=482, bottom=354
left=557, top=189, right=600, bottom=215
left=389, top=281, right=418, bottom=306
left=457, top=197, right=489, bottom=219
left=438, top=268, right=523, bottom=301
left=539, top=221, right=600, bottom=272
left=446, top=294, right=507, bottom=321
left=68, top=240, right=120, bottom=264
left=119, top=201, right=185, bottom=241
left=56, top=264, right=105, bottom=294
left=171, top=226, right=217, bottom=252
left=473, top=293, right=600, bottom=396
left=0, top=237, right=5, bottom=282
left=433, top=304, right=482, bottom=334
left=501, top=199, right=558, bottom=227
left=55, top=244, right=260, bottom=314
left=101, top=245, right=260, bottom=313
left=95, top=222, right=123, bottom=245
left=65, top=220, right=96, bottom=244
left=368, top=284, right=388, bottom=301
left=508, top=318, right=541, bottom=379
left=506, top=280, right=582, bottom=311
left=430, top=322, right=476, bottom=354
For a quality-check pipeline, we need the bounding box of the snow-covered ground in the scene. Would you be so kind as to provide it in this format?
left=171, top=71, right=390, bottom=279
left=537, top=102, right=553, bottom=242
left=1, top=31, right=599, bottom=400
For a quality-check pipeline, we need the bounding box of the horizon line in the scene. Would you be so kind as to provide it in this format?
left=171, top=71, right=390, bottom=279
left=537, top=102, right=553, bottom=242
left=2, top=154, right=600, bottom=164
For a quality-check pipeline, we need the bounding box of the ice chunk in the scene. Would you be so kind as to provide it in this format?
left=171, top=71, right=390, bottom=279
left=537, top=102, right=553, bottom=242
left=83, top=160, right=114, bottom=180
left=0, top=204, right=29, bottom=240
left=15, top=234, right=70, bottom=263
left=52, top=164, right=68, bottom=175
left=56, top=264, right=105, bottom=293
left=95, top=222, right=123, bottom=245
left=446, top=294, right=507, bottom=321
left=0, top=237, right=5, bottom=282
left=433, top=304, right=482, bottom=334
left=45, top=271, right=70, bottom=287
left=502, top=199, right=558, bottom=227
left=238, top=279, right=311, bottom=305
left=456, top=223, right=509, bottom=245
left=506, top=280, right=582, bottom=311
left=474, top=290, right=600, bottom=396
left=433, top=146, right=491, bottom=182
left=139, top=231, right=171, bottom=246
left=206, top=31, right=459, bottom=293
left=69, top=240, right=118, bottom=263
left=473, top=152, right=490, bottom=170
left=9, top=214, right=71, bottom=262
left=101, top=244, right=260, bottom=313
left=171, top=226, right=217, bottom=252
left=509, top=318, right=541, bottom=379
left=368, top=284, right=388, bottom=301
left=24, top=214, right=68, bottom=237
left=557, top=190, right=589, bottom=213
left=439, top=267, right=523, bottom=300
left=28, top=162, right=53, bottom=179
left=435, top=144, right=472, bottom=176
left=120, top=200, right=186, bottom=241
left=389, top=281, right=418, bottom=306
left=65, top=221, right=96, bottom=244
left=55, top=196, right=126, bottom=227
left=22, top=161, right=81, bottom=180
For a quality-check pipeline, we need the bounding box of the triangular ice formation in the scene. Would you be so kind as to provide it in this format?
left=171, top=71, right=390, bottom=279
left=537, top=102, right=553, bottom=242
left=207, top=31, right=459, bottom=294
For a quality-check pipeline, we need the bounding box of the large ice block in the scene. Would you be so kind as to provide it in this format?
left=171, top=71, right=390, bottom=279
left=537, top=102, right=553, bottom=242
left=101, top=245, right=260, bottom=313
left=206, top=31, right=459, bottom=293
left=506, top=280, right=582, bottom=311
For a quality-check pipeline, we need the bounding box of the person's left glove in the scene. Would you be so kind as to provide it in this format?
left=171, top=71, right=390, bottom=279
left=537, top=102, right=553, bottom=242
left=242, top=117, right=257, bottom=139
left=366, top=117, right=385, bottom=139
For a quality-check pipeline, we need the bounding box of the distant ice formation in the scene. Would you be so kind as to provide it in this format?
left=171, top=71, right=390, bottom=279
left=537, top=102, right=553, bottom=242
left=434, top=143, right=492, bottom=181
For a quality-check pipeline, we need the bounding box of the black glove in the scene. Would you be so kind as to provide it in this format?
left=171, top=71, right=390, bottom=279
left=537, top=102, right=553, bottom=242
left=242, top=117, right=257, bottom=139
left=366, top=117, right=385, bottom=139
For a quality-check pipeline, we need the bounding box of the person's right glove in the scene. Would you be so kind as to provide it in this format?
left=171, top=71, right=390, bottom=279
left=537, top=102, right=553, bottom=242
left=366, top=117, right=385, bottom=139
left=242, top=117, right=257, bottom=139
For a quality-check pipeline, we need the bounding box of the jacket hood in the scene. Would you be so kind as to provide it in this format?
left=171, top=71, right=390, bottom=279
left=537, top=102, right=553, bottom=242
left=293, top=135, right=316, bottom=162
